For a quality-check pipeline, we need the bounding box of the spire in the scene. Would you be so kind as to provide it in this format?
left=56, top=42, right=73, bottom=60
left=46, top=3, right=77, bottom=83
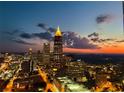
left=55, top=26, right=62, bottom=36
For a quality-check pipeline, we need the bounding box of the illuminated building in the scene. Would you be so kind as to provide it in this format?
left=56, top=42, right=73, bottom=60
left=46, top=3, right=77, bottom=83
left=43, top=43, right=50, bottom=55
left=21, top=48, right=34, bottom=75
left=66, top=61, right=85, bottom=82
left=28, top=48, right=34, bottom=74
left=36, top=50, right=43, bottom=65
left=53, top=26, right=63, bottom=69
left=42, top=43, right=50, bottom=65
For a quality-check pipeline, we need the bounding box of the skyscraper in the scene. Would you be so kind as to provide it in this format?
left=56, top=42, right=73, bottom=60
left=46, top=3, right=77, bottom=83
left=43, top=43, right=50, bottom=55
left=53, top=26, right=63, bottom=69
left=42, top=43, right=50, bottom=65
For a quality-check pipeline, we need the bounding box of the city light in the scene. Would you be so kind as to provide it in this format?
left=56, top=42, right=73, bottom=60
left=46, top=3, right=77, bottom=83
left=0, top=1, right=124, bottom=92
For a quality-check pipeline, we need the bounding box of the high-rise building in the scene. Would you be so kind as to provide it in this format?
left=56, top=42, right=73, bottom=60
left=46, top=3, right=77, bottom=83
left=28, top=48, right=34, bottom=74
left=53, top=26, right=63, bottom=69
left=37, top=50, right=43, bottom=65
left=21, top=60, right=30, bottom=74
left=42, top=43, right=50, bottom=65
left=43, top=43, right=50, bottom=55
left=21, top=48, right=34, bottom=75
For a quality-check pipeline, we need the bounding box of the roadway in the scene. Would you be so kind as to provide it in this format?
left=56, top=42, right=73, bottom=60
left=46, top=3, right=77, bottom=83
left=3, top=60, right=22, bottom=92
left=95, top=81, right=117, bottom=92
left=3, top=62, right=61, bottom=92
left=37, top=66, right=60, bottom=92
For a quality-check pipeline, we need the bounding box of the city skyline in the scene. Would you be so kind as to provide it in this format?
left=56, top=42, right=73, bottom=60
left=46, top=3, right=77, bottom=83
left=1, top=2, right=124, bottom=92
left=0, top=1, right=124, bottom=54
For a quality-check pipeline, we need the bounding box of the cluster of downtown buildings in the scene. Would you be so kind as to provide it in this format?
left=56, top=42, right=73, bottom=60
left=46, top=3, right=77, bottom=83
left=0, top=27, right=124, bottom=92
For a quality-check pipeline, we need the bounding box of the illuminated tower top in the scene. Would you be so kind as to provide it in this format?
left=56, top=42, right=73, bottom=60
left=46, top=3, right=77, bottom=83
left=55, top=26, right=62, bottom=36
left=29, top=48, right=32, bottom=55
left=29, top=48, right=32, bottom=51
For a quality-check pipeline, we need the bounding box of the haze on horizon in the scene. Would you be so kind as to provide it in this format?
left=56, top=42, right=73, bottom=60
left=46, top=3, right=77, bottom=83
left=0, top=1, right=124, bottom=54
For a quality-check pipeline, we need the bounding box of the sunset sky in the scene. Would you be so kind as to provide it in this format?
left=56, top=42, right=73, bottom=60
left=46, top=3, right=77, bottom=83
left=0, top=1, right=124, bottom=54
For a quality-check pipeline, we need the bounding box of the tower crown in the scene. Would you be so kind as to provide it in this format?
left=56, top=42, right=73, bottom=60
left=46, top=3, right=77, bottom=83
left=29, top=48, right=32, bottom=51
left=55, top=26, right=62, bottom=36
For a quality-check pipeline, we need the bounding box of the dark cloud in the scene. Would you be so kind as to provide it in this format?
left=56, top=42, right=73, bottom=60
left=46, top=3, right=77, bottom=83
left=37, top=23, right=65, bottom=39
left=6, top=23, right=100, bottom=49
left=96, top=14, right=113, bottom=24
left=19, top=31, right=53, bottom=41
left=90, top=38, right=114, bottom=43
left=97, top=38, right=115, bottom=43
left=47, top=27, right=56, bottom=33
left=4, top=29, right=20, bottom=35
left=37, top=23, right=48, bottom=30
left=88, top=32, right=115, bottom=43
left=88, top=32, right=99, bottom=42
left=88, top=32, right=99, bottom=37
left=20, top=33, right=33, bottom=39
left=12, top=38, right=36, bottom=45
left=116, top=40, right=124, bottom=42
left=33, top=32, right=52, bottom=40
left=63, top=32, right=100, bottom=49
left=37, top=23, right=58, bottom=33
left=90, top=37, right=99, bottom=42
left=72, top=37, right=100, bottom=49
left=19, top=27, right=100, bottom=49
